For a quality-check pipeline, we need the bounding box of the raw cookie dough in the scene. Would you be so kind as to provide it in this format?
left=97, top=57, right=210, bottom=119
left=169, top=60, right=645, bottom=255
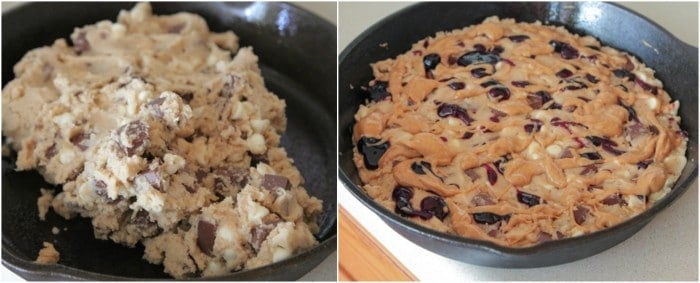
left=35, top=242, right=60, bottom=264
left=37, top=188, right=54, bottom=221
left=352, top=17, right=688, bottom=247
left=3, top=3, right=322, bottom=278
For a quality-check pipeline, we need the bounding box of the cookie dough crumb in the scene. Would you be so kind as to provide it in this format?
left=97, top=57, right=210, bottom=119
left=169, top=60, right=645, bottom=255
left=37, top=188, right=55, bottom=221
left=35, top=242, right=60, bottom=264
left=52, top=227, right=60, bottom=235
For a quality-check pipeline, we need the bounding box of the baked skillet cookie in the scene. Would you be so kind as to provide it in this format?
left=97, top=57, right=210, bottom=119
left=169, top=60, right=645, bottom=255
left=2, top=3, right=323, bottom=278
left=352, top=17, right=688, bottom=247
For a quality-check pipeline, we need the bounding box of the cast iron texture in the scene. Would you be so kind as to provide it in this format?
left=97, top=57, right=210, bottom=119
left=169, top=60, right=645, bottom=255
left=2, top=2, right=336, bottom=280
left=339, top=2, right=697, bottom=268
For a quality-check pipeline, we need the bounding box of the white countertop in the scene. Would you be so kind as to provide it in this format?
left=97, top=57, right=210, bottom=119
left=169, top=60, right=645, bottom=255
left=0, top=2, right=336, bottom=281
left=339, top=2, right=698, bottom=281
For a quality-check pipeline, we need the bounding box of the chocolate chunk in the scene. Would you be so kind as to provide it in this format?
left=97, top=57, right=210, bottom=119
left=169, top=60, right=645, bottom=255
left=250, top=225, right=274, bottom=252
left=601, top=193, right=625, bottom=205
left=176, top=91, right=194, bottom=103
left=141, top=170, right=162, bottom=191
left=195, top=169, right=208, bottom=183
left=214, top=168, right=249, bottom=188
left=115, top=120, right=149, bottom=156
left=94, top=180, right=108, bottom=197
left=73, top=31, right=90, bottom=54
left=45, top=143, right=58, bottom=159
left=526, top=91, right=552, bottom=109
left=66, top=165, right=84, bottom=181
left=197, top=220, right=217, bottom=256
left=249, top=152, right=269, bottom=167
left=129, top=210, right=155, bottom=228
left=183, top=184, right=197, bottom=193
left=261, top=174, right=290, bottom=190
left=464, top=168, right=480, bottom=182
left=70, top=131, right=90, bottom=151
left=471, top=193, right=495, bottom=206
left=573, top=205, right=589, bottom=225
left=537, top=232, right=553, bottom=243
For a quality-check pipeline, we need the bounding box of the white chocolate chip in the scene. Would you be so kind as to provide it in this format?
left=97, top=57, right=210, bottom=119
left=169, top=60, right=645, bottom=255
left=229, top=101, right=245, bottom=120
left=250, top=119, right=269, bottom=133
left=546, top=144, right=563, bottom=157
left=52, top=113, right=74, bottom=128
left=59, top=149, right=76, bottom=164
left=246, top=133, right=266, bottom=154
left=249, top=202, right=269, bottom=223
left=216, top=225, right=235, bottom=242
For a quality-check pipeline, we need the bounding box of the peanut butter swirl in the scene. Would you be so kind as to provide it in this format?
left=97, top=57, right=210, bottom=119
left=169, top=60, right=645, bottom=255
left=352, top=17, right=688, bottom=247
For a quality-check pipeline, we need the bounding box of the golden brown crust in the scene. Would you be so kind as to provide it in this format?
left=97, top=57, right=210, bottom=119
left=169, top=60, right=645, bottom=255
left=352, top=17, right=688, bottom=247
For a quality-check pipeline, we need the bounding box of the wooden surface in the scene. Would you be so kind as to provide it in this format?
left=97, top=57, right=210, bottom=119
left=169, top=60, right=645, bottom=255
left=338, top=206, right=417, bottom=281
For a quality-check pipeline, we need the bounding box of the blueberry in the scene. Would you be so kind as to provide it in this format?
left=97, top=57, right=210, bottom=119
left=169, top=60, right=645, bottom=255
left=556, top=69, right=573, bottom=79
left=357, top=137, right=390, bottom=170
left=448, top=82, right=465, bottom=90
left=420, top=196, right=448, bottom=220
left=367, top=81, right=390, bottom=101
left=472, top=212, right=506, bottom=224
left=423, top=53, right=441, bottom=72
left=517, top=191, right=541, bottom=207
left=457, top=51, right=500, bottom=66
left=508, top=35, right=530, bottom=42
left=549, top=40, right=579, bottom=59
left=487, top=87, right=511, bottom=102
left=437, top=103, right=474, bottom=125
left=471, top=67, right=489, bottom=78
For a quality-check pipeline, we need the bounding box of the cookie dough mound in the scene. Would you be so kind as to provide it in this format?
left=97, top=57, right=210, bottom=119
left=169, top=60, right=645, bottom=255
left=35, top=242, right=60, bottom=265
left=3, top=3, right=322, bottom=278
left=352, top=16, right=687, bottom=247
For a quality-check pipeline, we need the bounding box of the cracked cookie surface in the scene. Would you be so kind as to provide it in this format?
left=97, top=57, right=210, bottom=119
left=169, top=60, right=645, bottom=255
left=352, top=17, right=687, bottom=247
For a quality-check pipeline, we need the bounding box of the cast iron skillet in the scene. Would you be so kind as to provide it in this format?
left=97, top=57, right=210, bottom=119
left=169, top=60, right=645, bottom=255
left=339, top=2, right=698, bottom=268
left=2, top=2, right=336, bottom=280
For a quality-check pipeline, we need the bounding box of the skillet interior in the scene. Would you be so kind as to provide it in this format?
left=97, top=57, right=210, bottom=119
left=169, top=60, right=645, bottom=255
left=338, top=2, right=697, bottom=267
left=2, top=2, right=337, bottom=280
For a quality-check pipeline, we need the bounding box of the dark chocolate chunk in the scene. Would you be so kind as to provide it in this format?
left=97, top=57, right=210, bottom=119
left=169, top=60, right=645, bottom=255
left=195, top=169, right=208, bottom=183
left=129, top=210, right=155, bottom=228
left=45, top=143, right=58, bottom=159
left=214, top=167, right=249, bottom=188
left=115, top=120, right=149, bottom=156
left=197, top=220, right=217, bottom=256
left=601, top=193, right=625, bottom=205
left=141, top=170, right=162, bottom=191
left=251, top=225, right=274, bottom=251
left=69, top=131, right=90, bottom=151
left=573, top=205, right=589, bottom=225
left=261, top=174, right=290, bottom=190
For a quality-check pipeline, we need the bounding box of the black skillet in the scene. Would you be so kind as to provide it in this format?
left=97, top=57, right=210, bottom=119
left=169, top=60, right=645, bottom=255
left=2, top=2, right=336, bottom=280
left=339, top=2, right=698, bottom=268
